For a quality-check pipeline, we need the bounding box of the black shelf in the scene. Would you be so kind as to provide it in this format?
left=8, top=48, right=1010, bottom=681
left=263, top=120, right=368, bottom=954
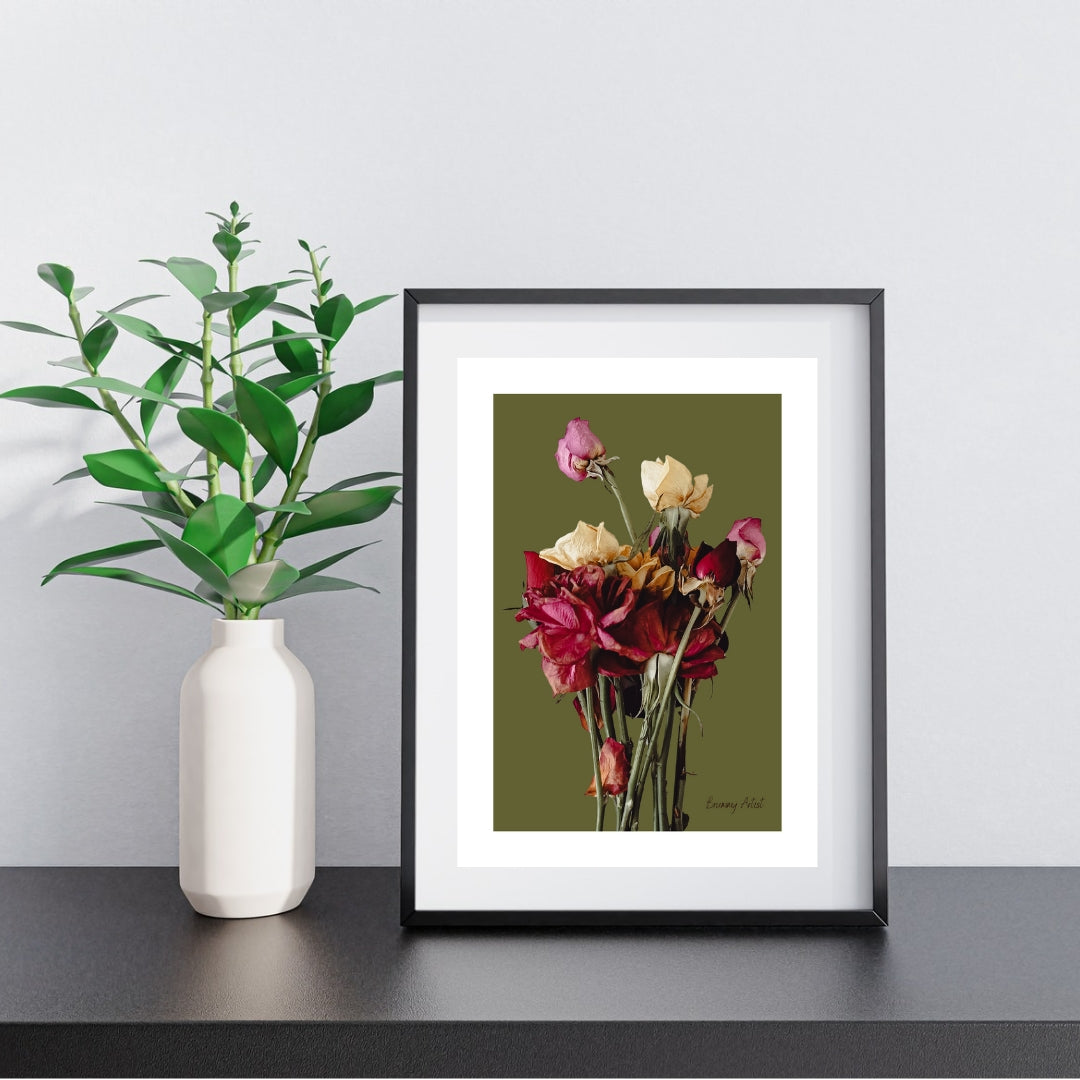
left=2, top=867, right=1078, bottom=1076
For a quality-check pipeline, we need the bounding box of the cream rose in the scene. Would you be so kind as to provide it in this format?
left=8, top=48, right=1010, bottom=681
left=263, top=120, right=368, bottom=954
left=640, top=455, right=713, bottom=516
left=538, top=521, right=627, bottom=570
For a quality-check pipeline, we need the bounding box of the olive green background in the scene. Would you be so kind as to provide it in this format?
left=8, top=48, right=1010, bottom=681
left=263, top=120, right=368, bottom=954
left=492, top=393, right=782, bottom=832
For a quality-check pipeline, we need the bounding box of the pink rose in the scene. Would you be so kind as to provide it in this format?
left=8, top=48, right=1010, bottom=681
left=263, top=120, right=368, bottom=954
left=556, top=418, right=606, bottom=482
left=726, top=517, right=766, bottom=598
left=585, top=738, right=630, bottom=797
left=726, top=517, right=766, bottom=565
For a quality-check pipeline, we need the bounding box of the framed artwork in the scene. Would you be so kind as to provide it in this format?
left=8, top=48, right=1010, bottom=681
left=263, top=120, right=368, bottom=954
left=401, top=289, right=886, bottom=926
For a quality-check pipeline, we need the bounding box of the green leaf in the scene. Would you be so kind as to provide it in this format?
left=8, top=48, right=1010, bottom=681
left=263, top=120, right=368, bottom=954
left=98, top=499, right=187, bottom=527
left=231, top=285, right=277, bottom=329
left=181, top=494, right=257, bottom=576
left=268, top=574, right=377, bottom=604
left=228, top=560, right=300, bottom=605
left=42, top=539, right=163, bottom=585
left=213, top=230, right=242, bottom=263
left=66, top=376, right=179, bottom=408
left=317, top=379, right=374, bottom=439
left=70, top=286, right=95, bottom=303
left=322, top=471, right=402, bottom=493
left=54, top=466, right=91, bottom=485
left=142, top=519, right=233, bottom=595
left=371, top=369, right=404, bottom=387
left=354, top=293, right=396, bottom=315
left=266, top=301, right=312, bottom=321
left=319, top=277, right=334, bottom=297
left=313, top=294, right=354, bottom=348
left=48, top=356, right=91, bottom=372
left=259, top=371, right=331, bottom=401
left=234, top=376, right=298, bottom=472
left=0, top=385, right=102, bottom=411
left=176, top=408, right=248, bottom=470
left=298, top=238, right=310, bottom=252
left=202, top=291, right=248, bottom=314
left=224, top=330, right=329, bottom=362
left=0, top=321, right=73, bottom=338
left=84, top=449, right=168, bottom=492
left=81, top=321, right=118, bottom=369
left=296, top=542, right=378, bottom=578
left=282, top=486, right=399, bottom=539
left=249, top=500, right=310, bottom=515
left=43, top=565, right=222, bottom=611
left=166, top=257, right=216, bottom=300
left=229, top=200, right=239, bottom=216
left=251, top=454, right=276, bottom=496
left=98, top=294, right=167, bottom=320
left=270, top=321, right=319, bottom=373
left=141, top=354, right=187, bottom=440
left=37, top=263, right=75, bottom=298
left=101, top=310, right=162, bottom=342
left=156, top=470, right=212, bottom=483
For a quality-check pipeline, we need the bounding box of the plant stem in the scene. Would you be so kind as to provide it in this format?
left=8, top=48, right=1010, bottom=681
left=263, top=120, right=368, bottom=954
left=719, top=588, right=741, bottom=633
left=225, top=231, right=254, bottom=507
left=581, top=688, right=606, bottom=832
left=200, top=311, right=221, bottom=498
left=620, top=608, right=701, bottom=830
left=67, top=302, right=196, bottom=517
left=619, top=710, right=651, bottom=831
left=612, top=679, right=629, bottom=746
left=255, top=247, right=334, bottom=564
left=602, top=466, right=636, bottom=544
left=670, top=678, right=694, bottom=831
left=598, top=675, right=624, bottom=820
left=655, top=697, right=675, bottom=831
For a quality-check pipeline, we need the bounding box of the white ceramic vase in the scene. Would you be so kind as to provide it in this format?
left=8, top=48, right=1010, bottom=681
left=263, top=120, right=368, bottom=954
left=179, top=618, right=315, bottom=918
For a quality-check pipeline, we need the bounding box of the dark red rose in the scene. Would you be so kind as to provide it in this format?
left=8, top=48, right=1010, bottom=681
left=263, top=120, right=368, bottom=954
left=517, top=561, right=637, bottom=696
left=693, top=539, right=741, bottom=588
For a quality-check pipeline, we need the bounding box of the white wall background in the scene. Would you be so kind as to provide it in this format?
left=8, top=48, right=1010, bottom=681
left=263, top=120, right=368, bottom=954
left=1, top=0, right=1077, bottom=867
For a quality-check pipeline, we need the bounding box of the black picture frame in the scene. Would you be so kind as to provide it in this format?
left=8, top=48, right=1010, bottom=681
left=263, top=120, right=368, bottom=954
left=401, top=289, right=886, bottom=927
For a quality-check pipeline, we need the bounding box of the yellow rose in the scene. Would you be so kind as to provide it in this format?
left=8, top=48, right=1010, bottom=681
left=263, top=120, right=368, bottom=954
left=539, top=521, right=628, bottom=570
left=640, top=455, right=713, bottom=516
left=614, top=550, right=676, bottom=598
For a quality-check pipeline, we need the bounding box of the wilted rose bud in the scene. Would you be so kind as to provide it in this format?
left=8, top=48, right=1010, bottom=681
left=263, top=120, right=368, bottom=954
left=727, top=518, right=766, bottom=564
left=585, top=737, right=630, bottom=796
left=726, top=517, right=766, bottom=598
left=640, top=455, right=713, bottom=516
left=538, top=520, right=626, bottom=570
left=556, top=418, right=606, bottom=482
left=694, top=540, right=741, bottom=588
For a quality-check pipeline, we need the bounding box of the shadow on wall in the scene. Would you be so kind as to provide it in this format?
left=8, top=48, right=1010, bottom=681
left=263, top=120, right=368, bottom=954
left=0, top=469, right=403, bottom=867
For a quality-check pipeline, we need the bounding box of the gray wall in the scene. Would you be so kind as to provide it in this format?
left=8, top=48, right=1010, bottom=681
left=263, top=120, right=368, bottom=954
left=1, top=0, right=1076, bottom=866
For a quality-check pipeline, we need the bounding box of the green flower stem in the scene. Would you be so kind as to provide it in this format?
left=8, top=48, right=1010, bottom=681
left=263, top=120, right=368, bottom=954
left=655, top=697, right=675, bottom=831
left=620, top=607, right=701, bottom=830
left=598, top=675, right=624, bottom=821
left=67, top=301, right=196, bottom=517
left=601, top=466, right=636, bottom=544
left=670, top=678, right=695, bottom=831
left=200, top=310, right=221, bottom=498
left=612, top=679, right=629, bottom=747
left=619, top=710, right=652, bottom=831
left=225, top=234, right=254, bottom=506
left=255, top=247, right=333, bottom=564
left=718, top=588, right=741, bottom=633
left=581, top=688, right=606, bottom=831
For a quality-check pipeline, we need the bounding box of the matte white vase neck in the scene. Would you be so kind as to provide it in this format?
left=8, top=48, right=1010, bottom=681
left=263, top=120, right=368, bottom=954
left=180, top=617, right=315, bottom=919
left=211, top=618, right=285, bottom=646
